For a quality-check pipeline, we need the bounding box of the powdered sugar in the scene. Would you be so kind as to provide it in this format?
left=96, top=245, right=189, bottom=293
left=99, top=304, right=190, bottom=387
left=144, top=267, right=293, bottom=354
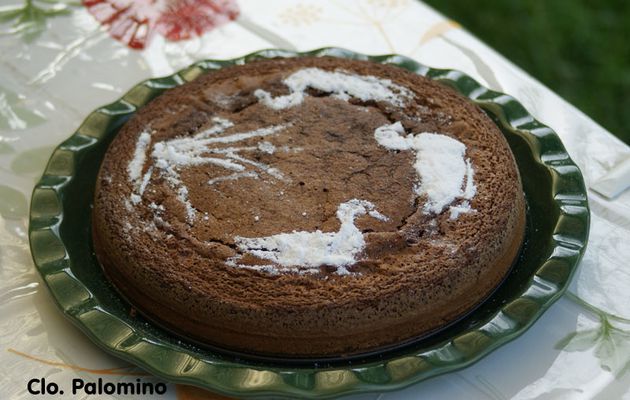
left=257, top=141, right=276, bottom=154
left=208, top=171, right=258, bottom=185
left=126, top=117, right=292, bottom=222
left=374, top=122, right=477, bottom=216
left=229, top=199, right=388, bottom=275
left=449, top=201, right=475, bottom=220
left=194, top=116, right=234, bottom=138
left=255, top=90, right=304, bottom=110
left=127, top=130, right=151, bottom=189
left=138, top=167, right=153, bottom=196
left=255, top=68, right=413, bottom=110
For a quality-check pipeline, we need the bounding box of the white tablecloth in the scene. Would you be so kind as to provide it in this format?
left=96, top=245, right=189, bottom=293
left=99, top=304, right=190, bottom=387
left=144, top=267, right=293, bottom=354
left=1, top=1, right=629, bottom=398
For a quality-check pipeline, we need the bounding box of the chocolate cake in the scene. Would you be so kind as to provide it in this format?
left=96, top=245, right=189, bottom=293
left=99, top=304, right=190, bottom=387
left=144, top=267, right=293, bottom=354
left=92, top=57, right=526, bottom=357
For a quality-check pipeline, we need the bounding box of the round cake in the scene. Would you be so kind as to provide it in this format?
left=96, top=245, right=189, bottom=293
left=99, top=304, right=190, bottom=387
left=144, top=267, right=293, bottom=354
left=92, top=56, right=526, bottom=357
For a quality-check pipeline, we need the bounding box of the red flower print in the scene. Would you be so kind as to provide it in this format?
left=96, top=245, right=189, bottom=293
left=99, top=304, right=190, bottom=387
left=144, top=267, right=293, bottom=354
left=82, top=0, right=239, bottom=49
left=157, top=0, right=239, bottom=41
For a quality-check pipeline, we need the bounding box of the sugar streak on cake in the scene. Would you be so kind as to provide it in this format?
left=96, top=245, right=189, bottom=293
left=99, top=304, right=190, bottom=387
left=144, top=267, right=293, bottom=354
left=254, top=67, right=413, bottom=110
left=228, top=199, right=388, bottom=276
left=374, top=122, right=476, bottom=218
left=125, top=67, right=478, bottom=275
left=127, top=116, right=292, bottom=222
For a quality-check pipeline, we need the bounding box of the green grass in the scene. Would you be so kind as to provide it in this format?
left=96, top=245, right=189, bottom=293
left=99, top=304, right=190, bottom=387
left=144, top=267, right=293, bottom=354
left=423, top=0, right=630, bottom=145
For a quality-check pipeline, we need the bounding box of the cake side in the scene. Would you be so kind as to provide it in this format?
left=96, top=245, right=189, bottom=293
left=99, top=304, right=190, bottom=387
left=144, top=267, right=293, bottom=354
left=92, top=56, right=526, bottom=356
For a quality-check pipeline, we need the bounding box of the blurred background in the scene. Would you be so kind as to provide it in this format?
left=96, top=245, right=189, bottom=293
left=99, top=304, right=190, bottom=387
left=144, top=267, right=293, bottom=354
left=424, top=0, right=630, bottom=145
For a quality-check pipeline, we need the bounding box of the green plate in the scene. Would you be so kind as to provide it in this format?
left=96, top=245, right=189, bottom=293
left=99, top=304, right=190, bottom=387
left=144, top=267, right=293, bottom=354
left=29, top=48, right=589, bottom=399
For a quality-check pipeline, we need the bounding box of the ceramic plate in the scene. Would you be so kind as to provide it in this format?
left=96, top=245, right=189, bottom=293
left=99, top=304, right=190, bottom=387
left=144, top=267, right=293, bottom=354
left=29, top=48, right=589, bottom=399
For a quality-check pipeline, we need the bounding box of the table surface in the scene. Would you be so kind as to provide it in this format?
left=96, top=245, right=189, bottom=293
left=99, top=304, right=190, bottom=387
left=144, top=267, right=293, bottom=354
left=1, top=1, right=630, bottom=399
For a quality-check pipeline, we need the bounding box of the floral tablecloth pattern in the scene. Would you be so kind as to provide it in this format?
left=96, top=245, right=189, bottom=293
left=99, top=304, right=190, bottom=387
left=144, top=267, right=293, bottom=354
left=1, top=1, right=629, bottom=399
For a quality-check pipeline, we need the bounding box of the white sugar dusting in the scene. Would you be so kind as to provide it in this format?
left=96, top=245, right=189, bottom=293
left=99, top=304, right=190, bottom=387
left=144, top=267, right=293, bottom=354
left=128, top=130, right=151, bottom=192
left=374, top=122, right=477, bottom=216
left=463, top=159, right=476, bottom=199
left=149, top=202, right=164, bottom=211
left=224, top=152, right=284, bottom=180
left=369, top=209, right=389, bottom=221
left=138, top=167, right=153, bottom=196
left=151, top=121, right=289, bottom=222
left=449, top=201, right=475, bottom=220
left=229, top=199, right=388, bottom=275
left=130, top=194, right=141, bottom=206
left=255, top=90, right=304, bottom=110
left=208, top=171, right=258, bottom=185
left=257, top=141, right=276, bottom=154
left=153, top=124, right=288, bottom=162
left=195, top=116, right=234, bottom=138
left=126, top=117, right=292, bottom=222
left=254, top=68, right=413, bottom=110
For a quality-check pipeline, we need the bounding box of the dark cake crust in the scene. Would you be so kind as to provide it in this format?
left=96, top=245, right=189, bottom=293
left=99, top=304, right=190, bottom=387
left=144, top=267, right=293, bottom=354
left=92, top=57, right=526, bottom=357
